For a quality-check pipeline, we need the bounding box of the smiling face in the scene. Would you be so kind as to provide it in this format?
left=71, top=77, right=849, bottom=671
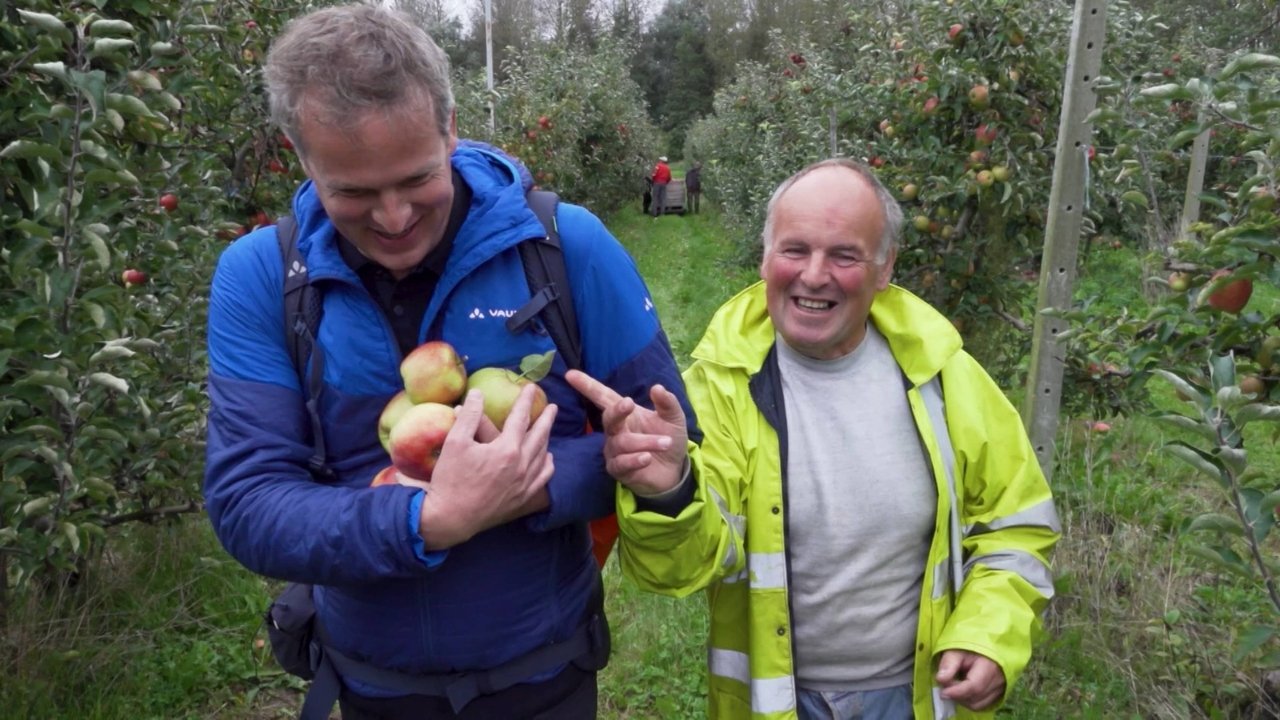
left=297, top=100, right=458, bottom=279
left=761, top=166, right=895, bottom=360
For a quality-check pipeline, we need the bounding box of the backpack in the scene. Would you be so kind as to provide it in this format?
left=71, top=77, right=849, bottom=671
left=276, top=189, right=617, bottom=568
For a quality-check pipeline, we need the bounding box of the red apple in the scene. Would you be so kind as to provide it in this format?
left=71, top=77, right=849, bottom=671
left=789, top=52, right=806, bottom=65
left=370, top=465, right=399, bottom=487
left=401, top=340, right=467, bottom=405
left=976, top=170, right=995, bottom=187
left=378, top=391, right=416, bottom=452
left=1207, top=269, right=1252, bottom=314
left=466, top=367, right=548, bottom=430
left=251, top=210, right=271, bottom=228
left=388, top=403, right=456, bottom=480
left=869, top=156, right=885, bottom=168
left=538, top=115, right=552, bottom=130
left=268, top=158, right=287, bottom=174
left=121, top=268, right=148, bottom=287
left=159, top=193, right=179, bottom=212
left=975, top=123, right=998, bottom=145
left=923, top=96, right=941, bottom=115
left=279, top=134, right=295, bottom=151
left=968, top=149, right=988, bottom=167
left=245, top=20, right=258, bottom=29
left=948, top=24, right=964, bottom=41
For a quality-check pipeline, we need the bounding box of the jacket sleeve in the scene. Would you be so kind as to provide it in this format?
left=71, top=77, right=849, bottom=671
left=525, top=202, right=699, bottom=531
left=935, top=352, right=1061, bottom=695
left=203, top=232, right=430, bottom=585
left=615, top=360, right=746, bottom=597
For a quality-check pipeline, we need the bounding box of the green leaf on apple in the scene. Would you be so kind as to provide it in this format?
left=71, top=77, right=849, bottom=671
left=519, top=350, right=556, bottom=381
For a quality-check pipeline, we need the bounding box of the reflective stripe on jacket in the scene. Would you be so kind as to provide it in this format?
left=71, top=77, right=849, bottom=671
left=617, top=281, right=1060, bottom=719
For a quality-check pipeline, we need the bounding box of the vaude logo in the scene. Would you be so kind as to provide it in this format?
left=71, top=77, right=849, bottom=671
left=469, top=307, right=518, bottom=319
left=644, top=296, right=654, bottom=312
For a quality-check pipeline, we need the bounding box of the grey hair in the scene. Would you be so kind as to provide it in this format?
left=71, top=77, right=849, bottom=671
left=761, top=158, right=904, bottom=265
left=265, top=5, right=454, bottom=152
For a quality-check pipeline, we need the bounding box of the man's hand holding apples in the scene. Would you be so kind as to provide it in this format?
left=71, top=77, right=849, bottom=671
left=416, top=384, right=558, bottom=549
left=564, top=369, right=688, bottom=497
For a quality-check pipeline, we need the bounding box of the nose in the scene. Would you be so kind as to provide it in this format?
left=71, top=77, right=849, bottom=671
left=798, top=252, right=829, bottom=286
left=371, top=190, right=413, bottom=234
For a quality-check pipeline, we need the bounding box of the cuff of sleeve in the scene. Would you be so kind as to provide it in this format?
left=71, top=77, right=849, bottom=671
left=632, top=458, right=695, bottom=517
left=408, top=490, right=447, bottom=569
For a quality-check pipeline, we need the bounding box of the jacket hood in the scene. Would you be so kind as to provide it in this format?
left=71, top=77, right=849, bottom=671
left=691, top=281, right=963, bottom=386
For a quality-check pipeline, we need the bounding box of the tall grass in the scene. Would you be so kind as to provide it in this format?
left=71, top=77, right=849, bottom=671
left=5, top=209, right=1279, bottom=719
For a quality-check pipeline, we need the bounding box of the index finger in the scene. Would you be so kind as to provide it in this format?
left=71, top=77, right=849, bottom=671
left=565, top=369, right=624, bottom=410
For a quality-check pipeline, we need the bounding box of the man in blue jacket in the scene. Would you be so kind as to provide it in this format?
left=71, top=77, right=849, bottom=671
left=203, top=5, right=694, bottom=719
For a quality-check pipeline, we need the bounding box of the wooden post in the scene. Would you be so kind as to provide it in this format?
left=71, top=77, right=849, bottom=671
left=1022, top=0, right=1109, bottom=483
left=1178, top=121, right=1212, bottom=241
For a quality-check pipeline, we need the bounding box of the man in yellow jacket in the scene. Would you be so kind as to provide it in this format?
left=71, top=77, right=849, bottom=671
left=568, top=158, right=1059, bottom=720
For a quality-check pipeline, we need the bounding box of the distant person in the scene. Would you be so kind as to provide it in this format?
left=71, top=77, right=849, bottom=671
left=651, top=156, right=671, bottom=218
left=567, top=158, right=1060, bottom=720
left=202, top=5, right=696, bottom=719
left=643, top=176, right=653, bottom=215
left=685, top=162, right=702, bottom=214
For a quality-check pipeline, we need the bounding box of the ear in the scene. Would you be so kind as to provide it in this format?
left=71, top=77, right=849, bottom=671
left=876, top=246, right=898, bottom=290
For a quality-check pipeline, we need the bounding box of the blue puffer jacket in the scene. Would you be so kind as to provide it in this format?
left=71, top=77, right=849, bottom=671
left=204, top=143, right=695, bottom=676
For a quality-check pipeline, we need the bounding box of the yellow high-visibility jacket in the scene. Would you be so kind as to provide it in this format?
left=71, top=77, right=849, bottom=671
left=617, top=282, right=1060, bottom=719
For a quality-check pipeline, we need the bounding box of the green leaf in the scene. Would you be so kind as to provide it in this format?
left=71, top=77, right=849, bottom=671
left=1233, top=625, right=1276, bottom=662
left=519, top=350, right=556, bottom=381
left=104, top=92, right=153, bottom=117
left=84, top=227, right=111, bottom=270
left=1235, top=404, right=1280, bottom=424
left=68, top=69, right=108, bottom=119
left=1154, top=413, right=1218, bottom=444
left=88, top=38, right=135, bottom=57
left=126, top=70, right=162, bottom=91
left=87, top=18, right=134, bottom=36
left=1219, top=53, right=1280, bottom=81
left=1164, top=441, right=1227, bottom=485
left=87, top=372, right=129, bottom=394
left=89, top=345, right=135, bottom=363
left=1120, top=190, right=1149, bottom=208
left=17, top=10, right=71, bottom=41
left=1139, top=83, right=1192, bottom=100
left=32, top=62, right=68, bottom=82
left=0, top=140, right=63, bottom=163
left=1188, top=512, right=1243, bottom=535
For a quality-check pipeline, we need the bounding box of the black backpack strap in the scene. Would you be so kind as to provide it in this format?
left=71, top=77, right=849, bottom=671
left=506, top=190, right=584, bottom=372
left=277, top=216, right=335, bottom=482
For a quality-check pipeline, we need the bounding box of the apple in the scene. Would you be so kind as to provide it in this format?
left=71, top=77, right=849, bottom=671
left=159, top=193, right=179, bottom=212
left=991, top=165, right=1010, bottom=182
left=912, top=215, right=931, bottom=232
left=948, top=23, right=964, bottom=41
left=1259, top=335, right=1280, bottom=369
left=1090, top=421, right=1111, bottom=433
left=901, top=183, right=919, bottom=201
left=968, top=84, right=990, bottom=109
left=268, top=158, right=287, bottom=174
left=466, top=367, right=548, bottom=430
left=1207, top=269, right=1252, bottom=314
left=789, top=52, right=806, bottom=65
left=370, top=465, right=399, bottom=487
left=245, top=20, right=258, bottom=29
left=401, top=340, right=467, bottom=404
left=121, top=268, right=148, bottom=287
left=1162, top=67, right=1175, bottom=78
left=975, top=123, right=998, bottom=145
left=968, top=149, right=988, bottom=167
left=538, top=115, right=552, bottom=129
left=526, top=130, right=538, bottom=141
left=879, top=119, right=892, bottom=133
left=923, top=96, right=941, bottom=115
left=1167, top=271, right=1190, bottom=292
left=251, top=210, right=271, bottom=228
left=976, top=170, right=995, bottom=187
left=869, top=156, right=885, bottom=168
left=1240, top=375, right=1266, bottom=397
left=1008, top=28, right=1025, bottom=46
left=388, top=402, right=456, bottom=480
left=377, top=391, right=416, bottom=452
left=279, top=134, right=294, bottom=152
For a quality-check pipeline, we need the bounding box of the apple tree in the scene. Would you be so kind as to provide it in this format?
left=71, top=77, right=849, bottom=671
left=685, top=0, right=1072, bottom=382
left=0, top=0, right=305, bottom=608
left=453, top=40, right=660, bottom=215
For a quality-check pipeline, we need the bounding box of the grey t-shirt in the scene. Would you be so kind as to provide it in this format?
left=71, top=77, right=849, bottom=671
left=777, top=324, right=936, bottom=691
